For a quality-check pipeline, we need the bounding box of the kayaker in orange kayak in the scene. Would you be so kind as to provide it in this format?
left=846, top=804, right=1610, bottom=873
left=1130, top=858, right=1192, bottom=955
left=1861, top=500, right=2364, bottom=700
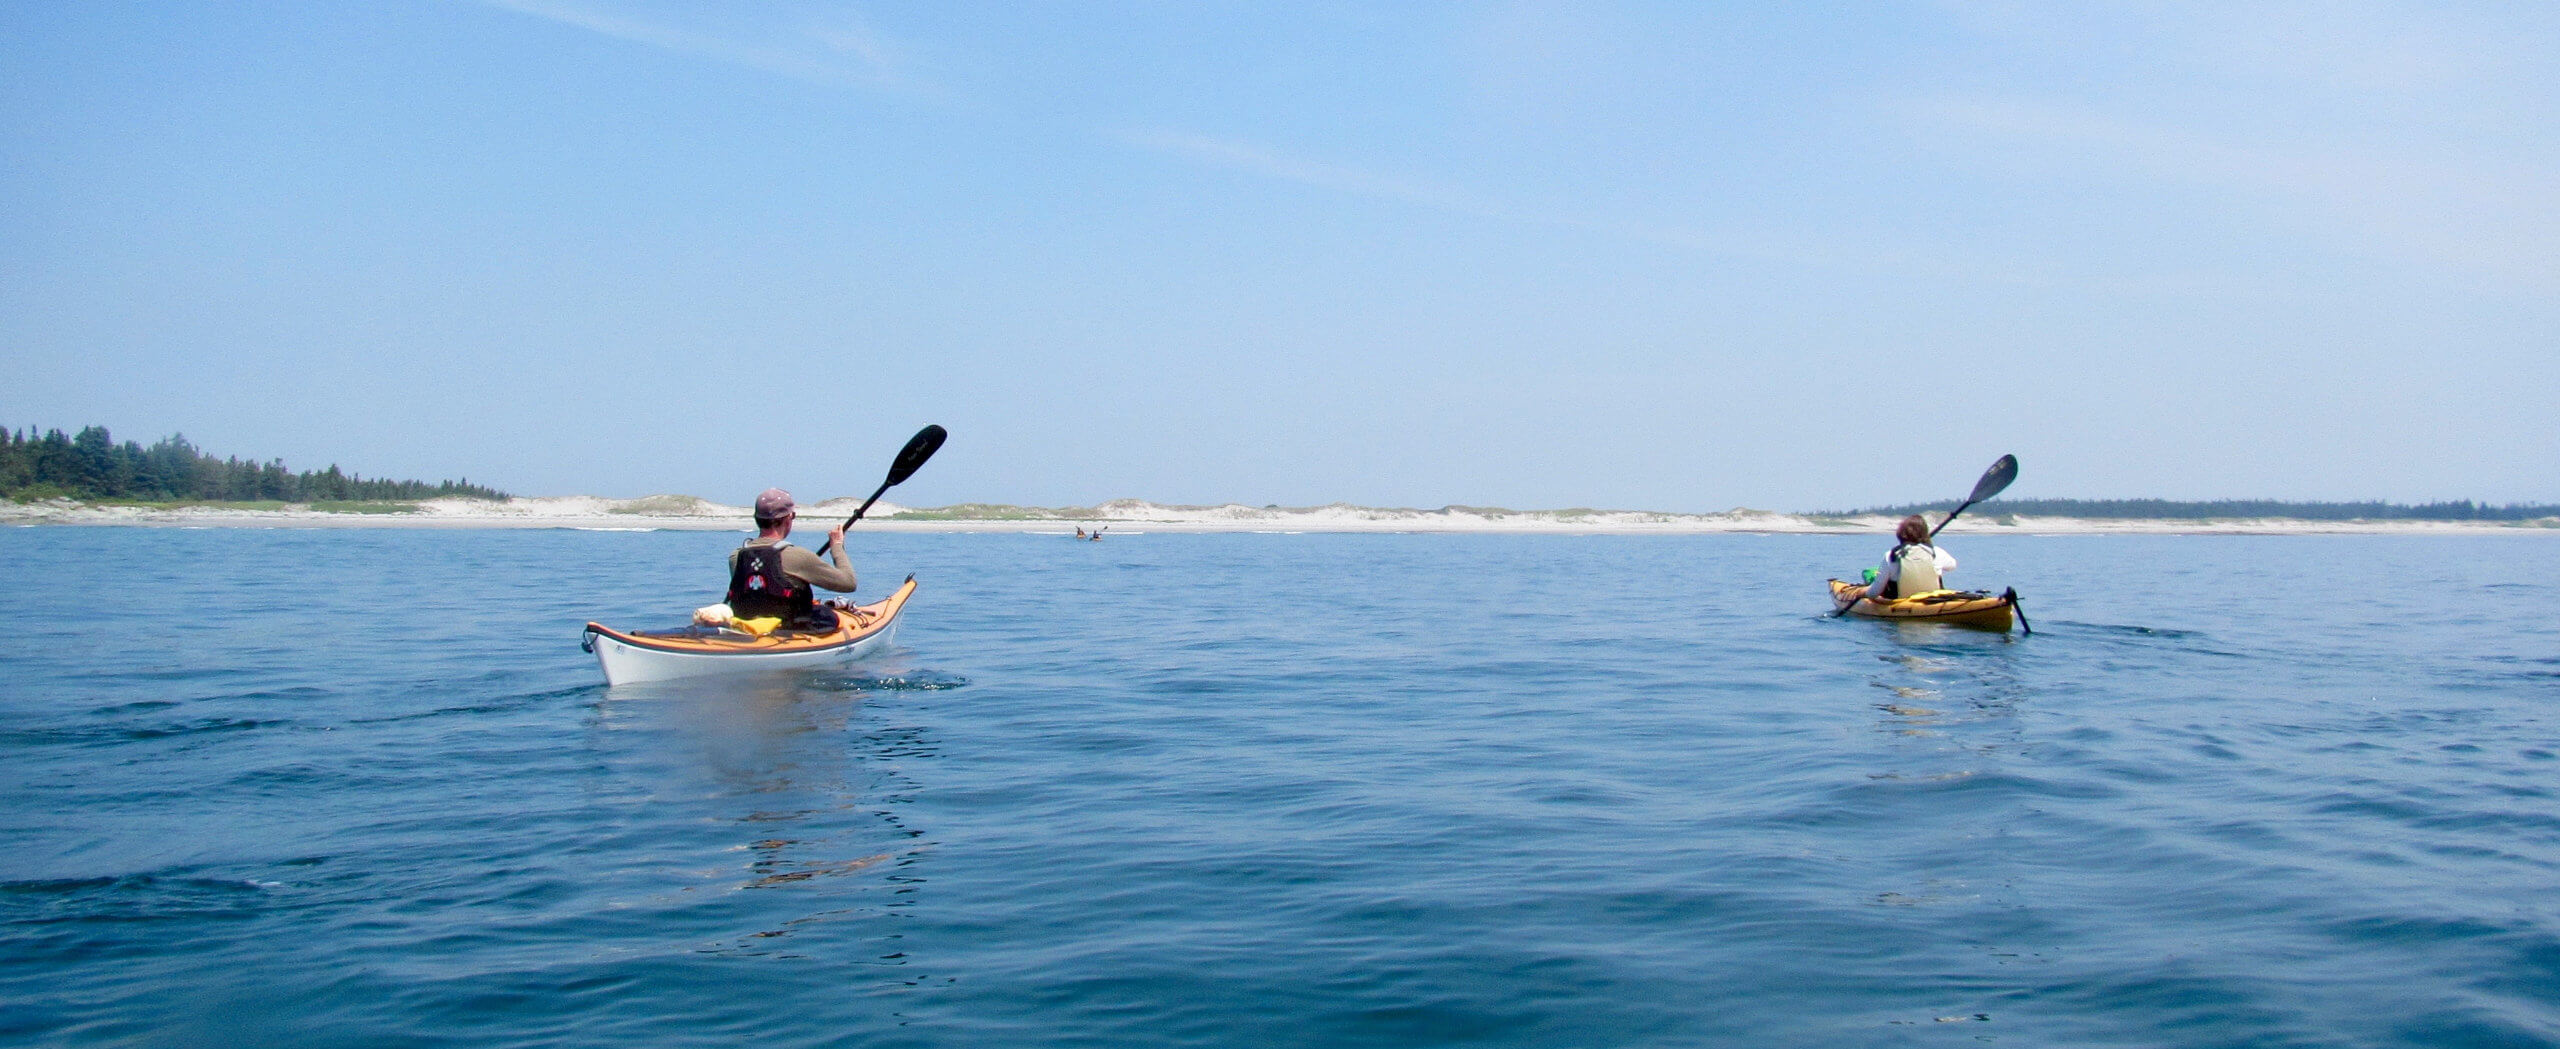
left=727, top=488, right=859, bottom=630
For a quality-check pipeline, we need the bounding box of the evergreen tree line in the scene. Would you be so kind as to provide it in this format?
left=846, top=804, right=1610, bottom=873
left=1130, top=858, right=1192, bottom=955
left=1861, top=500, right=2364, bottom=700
left=1, top=425, right=508, bottom=503
left=1843, top=497, right=2560, bottom=522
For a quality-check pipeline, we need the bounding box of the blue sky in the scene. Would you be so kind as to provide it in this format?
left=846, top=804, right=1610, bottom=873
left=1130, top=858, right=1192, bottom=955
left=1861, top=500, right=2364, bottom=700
left=4, top=1, right=2553, bottom=510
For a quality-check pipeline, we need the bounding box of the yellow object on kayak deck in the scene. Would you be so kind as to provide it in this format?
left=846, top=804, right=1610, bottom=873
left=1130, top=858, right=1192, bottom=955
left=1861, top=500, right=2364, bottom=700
left=730, top=616, right=783, bottom=637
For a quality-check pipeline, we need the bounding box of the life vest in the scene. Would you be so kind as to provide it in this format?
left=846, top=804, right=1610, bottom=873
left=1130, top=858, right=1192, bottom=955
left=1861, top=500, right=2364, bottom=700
left=727, top=541, right=816, bottom=622
left=1887, top=542, right=1941, bottom=597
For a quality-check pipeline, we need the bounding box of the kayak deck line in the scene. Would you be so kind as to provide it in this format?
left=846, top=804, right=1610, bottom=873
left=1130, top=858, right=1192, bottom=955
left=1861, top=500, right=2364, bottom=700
left=588, top=609, right=894, bottom=656
left=583, top=575, right=917, bottom=684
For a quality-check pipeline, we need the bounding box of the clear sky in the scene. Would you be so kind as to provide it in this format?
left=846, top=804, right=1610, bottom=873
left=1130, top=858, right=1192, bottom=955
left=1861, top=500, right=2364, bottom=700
left=4, top=2, right=2554, bottom=511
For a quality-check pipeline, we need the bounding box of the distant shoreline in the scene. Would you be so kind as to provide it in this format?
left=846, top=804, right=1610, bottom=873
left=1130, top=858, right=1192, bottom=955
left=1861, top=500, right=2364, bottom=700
left=4, top=497, right=2553, bottom=535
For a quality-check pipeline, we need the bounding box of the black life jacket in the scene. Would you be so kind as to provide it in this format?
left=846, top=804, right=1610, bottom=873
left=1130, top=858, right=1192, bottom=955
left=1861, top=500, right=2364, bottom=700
left=727, top=542, right=816, bottom=622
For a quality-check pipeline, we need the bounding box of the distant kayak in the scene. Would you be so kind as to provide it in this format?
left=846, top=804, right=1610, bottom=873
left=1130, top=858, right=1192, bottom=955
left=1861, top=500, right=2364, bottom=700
left=1827, top=578, right=2017, bottom=631
left=583, top=576, right=917, bottom=685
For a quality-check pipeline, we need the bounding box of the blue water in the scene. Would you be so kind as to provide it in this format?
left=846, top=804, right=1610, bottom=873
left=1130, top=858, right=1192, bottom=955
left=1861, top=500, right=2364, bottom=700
left=4, top=527, right=2557, bottom=1047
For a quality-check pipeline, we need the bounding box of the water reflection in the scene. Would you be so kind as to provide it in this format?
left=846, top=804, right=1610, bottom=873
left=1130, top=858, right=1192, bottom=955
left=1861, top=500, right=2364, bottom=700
left=583, top=670, right=941, bottom=960
left=1854, top=622, right=2029, bottom=761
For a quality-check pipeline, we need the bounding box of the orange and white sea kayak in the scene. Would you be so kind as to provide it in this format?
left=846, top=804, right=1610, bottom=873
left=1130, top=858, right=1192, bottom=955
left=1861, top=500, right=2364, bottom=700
left=1827, top=578, right=2018, bottom=632
left=582, top=576, right=917, bottom=685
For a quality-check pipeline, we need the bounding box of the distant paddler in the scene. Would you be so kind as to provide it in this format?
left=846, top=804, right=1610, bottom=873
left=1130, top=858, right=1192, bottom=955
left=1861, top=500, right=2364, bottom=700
left=1830, top=454, right=2029, bottom=633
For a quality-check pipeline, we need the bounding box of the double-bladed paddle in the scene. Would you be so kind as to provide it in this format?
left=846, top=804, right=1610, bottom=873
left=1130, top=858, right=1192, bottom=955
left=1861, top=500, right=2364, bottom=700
left=814, top=424, right=947, bottom=558
left=1834, top=454, right=2019, bottom=617
left=1930, top=454, right=2018, bottom=539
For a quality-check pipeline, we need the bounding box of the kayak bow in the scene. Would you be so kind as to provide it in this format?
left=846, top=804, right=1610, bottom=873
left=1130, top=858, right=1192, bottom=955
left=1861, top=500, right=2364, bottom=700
left=583, top=576, right=917, bottom=685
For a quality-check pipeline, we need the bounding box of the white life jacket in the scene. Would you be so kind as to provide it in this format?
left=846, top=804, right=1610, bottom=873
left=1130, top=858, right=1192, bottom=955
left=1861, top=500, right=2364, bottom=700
left=1890, top=543, right=1942, bottom=595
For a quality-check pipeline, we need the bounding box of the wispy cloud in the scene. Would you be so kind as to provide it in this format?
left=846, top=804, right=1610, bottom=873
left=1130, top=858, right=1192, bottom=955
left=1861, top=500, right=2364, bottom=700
left=1902, top=93, right=2558, bottom=291
left=1116, top=129, right=1515, bottom=225
left=474, top=0, right=917, bottom=93
left=1914, top=2, right=2560, bottom=290
left=1116, top=128, right=1873, bottom=271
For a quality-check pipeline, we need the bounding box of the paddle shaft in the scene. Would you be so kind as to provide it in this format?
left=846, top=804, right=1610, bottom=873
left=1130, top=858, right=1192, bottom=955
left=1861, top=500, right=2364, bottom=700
left=813, top=482, right=893, bottom=558
left=1927, top=499, right=1981, bottom=541
left=814, top=425, right=947, bottom=559
left=1930, top=454, right=2018, bottom=540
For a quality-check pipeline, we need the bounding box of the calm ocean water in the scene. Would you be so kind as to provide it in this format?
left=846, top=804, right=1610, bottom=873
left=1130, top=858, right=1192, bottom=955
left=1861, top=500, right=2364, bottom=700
left=3, top=526, right=2556, bottom=1048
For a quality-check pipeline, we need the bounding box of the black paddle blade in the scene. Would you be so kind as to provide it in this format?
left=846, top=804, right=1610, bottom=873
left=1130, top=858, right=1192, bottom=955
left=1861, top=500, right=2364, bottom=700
left=885, top=425, right=947, bottom=486
left=1967, top=454, right=2018, bottom=505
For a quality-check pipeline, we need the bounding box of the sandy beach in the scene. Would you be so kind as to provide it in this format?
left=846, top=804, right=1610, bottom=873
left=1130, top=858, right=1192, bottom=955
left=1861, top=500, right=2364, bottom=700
left=3, top=496, right=2551, bottom=535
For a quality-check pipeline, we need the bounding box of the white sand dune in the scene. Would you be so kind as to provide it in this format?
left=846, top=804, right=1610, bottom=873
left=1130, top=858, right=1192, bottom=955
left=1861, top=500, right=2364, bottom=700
left=2, top=496, right=2551, bottom=535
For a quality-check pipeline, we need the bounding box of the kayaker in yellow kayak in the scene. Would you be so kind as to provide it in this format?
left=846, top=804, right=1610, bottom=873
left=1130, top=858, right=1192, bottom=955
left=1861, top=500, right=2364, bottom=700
left=1865, top=514, right=1958, bottom=599
left=727, top=488, right=859, bottom=630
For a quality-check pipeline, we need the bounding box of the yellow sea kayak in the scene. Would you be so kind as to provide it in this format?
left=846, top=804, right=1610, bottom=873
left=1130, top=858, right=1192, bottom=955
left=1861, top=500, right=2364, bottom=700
left=1827, top=578, right=2018, bottom=632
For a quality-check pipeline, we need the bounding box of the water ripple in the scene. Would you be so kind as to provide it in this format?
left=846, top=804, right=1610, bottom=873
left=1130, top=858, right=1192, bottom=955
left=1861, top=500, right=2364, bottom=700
left=2, top=529, right=2557, bottom=1047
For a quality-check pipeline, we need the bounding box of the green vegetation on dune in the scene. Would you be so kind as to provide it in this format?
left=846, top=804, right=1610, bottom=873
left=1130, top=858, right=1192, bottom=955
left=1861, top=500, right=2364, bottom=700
left=78, top=498, right=418, bottom=514
left=307, top=501, right=422, bottom=514
left=3, top=424, right=505, bottom=505
left=86, top=499, right=293, bottom=511
left=889, top=503, right=1089, bottom=521
left=609, top=495, right=716, bottom=515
